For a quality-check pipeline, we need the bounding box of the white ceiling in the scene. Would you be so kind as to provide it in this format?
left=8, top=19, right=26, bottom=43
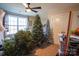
left=0, top=3, right=79, bottom=16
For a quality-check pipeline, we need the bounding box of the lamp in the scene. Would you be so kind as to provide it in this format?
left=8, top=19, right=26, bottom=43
left=26, top=9, right=31, bottom=12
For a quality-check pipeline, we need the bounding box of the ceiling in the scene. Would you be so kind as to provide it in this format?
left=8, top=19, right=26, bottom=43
left=0, top=3, right=79, bottom=16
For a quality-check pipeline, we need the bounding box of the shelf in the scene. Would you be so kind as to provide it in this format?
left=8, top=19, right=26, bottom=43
left=68, top=35, right=79, bottom=56
left=69, top=41, right=79, bottom=44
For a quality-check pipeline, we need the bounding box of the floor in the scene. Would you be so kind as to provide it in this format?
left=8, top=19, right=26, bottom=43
left=33, top=44, right=59, bottom=56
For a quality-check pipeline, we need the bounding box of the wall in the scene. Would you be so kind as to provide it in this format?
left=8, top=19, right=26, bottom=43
left=49, top=12, right=69, bottom=45
left=71, top=11, right=79, bottom=30
left=48, top=11, right=79, bottom=45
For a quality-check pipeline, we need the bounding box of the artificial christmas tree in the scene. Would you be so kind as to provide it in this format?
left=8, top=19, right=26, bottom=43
left=32, top=15, right=44, bottom=46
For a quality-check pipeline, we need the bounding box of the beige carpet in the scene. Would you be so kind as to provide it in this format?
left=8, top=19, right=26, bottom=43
left=34, top=44, right=59, bottom=56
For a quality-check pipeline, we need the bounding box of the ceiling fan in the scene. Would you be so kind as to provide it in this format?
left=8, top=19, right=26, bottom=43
left=23, top=3, right=41, bottom=13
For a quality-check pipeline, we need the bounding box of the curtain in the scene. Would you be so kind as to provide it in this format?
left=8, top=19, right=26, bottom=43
left=0, top=9, right=5, bottom=32
left=0, top=9, right=6, bottom=44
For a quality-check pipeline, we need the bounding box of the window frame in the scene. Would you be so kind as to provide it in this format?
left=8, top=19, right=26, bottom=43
left=4, top=14, right=29, bottom=37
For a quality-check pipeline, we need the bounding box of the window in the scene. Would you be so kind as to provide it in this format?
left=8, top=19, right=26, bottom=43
left=5, top=14, right=28, bottom=36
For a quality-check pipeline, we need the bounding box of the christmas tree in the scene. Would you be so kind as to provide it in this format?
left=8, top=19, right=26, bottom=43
left=32, top=15, right=44, bottom=46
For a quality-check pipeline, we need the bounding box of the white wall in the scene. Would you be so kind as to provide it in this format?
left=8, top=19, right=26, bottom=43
left=48, top=13, right=69, bottom=45
left=71, top=11, right=79, bottom=30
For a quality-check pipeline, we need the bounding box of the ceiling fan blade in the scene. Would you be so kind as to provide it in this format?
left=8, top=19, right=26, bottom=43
left=31, top=9, right=38, bottom=13
left=31, top=7, right=41, bottom=9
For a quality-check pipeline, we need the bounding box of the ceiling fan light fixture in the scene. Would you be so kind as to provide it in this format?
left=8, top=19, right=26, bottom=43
left=26, top=9, right=31, bottom=12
